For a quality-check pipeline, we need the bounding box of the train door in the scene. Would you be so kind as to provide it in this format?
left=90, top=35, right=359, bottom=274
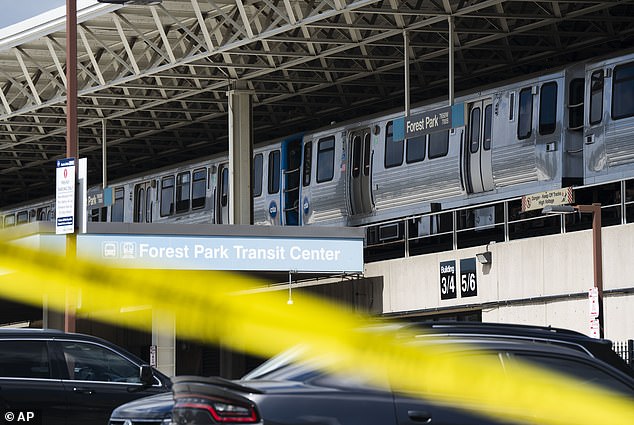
left=37, top=207, right=49, bottom=221
left=281, top=136, right=303, bottom=225
left=133, top=181, right=154, bottom=223
left=216, top=163, right=230, bottom=224
left=464, top=99, right=494, bottom=193
left=348, top=128, right=374, bottom=215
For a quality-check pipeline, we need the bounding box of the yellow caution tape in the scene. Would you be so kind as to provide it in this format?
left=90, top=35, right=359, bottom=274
left=0, top=240, right=632, bottom=424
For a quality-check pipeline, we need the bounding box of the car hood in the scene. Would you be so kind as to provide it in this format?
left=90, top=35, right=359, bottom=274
left=110, top=392, right=174, bottom=419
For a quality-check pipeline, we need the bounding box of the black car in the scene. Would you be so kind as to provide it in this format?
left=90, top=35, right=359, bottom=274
left=0, top=328, right=171, bottom=425
left=110, top=322, right=634, bottom=425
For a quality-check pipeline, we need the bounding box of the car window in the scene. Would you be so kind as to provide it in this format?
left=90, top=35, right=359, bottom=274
left=61, top=341, right=141, bottom=383
left=0, top=340, right=51, bottom=379
left=513, top=353, right=634, bottom=395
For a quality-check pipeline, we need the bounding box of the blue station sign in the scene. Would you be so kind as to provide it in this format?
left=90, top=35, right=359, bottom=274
left=77, top=233, right=364, bottom=274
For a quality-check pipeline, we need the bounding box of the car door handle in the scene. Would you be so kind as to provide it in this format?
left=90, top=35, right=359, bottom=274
left=73, top=387, right=94, bottom=395
left=408, top=410, right=432, bottom=423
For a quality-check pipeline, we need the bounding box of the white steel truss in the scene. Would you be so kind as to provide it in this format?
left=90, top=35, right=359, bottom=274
left=0, top=0, right=633, bottom=205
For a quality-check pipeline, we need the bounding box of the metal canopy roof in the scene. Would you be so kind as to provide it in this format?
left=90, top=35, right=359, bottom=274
left=1, top=0, right=633, bottom=208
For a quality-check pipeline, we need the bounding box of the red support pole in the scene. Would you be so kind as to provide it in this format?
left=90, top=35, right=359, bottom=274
left=577, top=203, right=604, bottom=338
left=65, top=0, right=78, bottom=333
left=66, top=0, right=77, bottom=159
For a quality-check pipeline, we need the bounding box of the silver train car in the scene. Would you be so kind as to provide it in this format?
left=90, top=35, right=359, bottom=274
left=2, top=50, right=633, bottom=233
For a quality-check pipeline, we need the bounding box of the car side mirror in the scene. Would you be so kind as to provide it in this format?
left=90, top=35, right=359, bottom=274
left=139, top=364, right=154, bottom=386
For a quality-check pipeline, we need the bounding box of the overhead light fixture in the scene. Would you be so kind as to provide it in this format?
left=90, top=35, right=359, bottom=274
left=476, top=251, right=492, bottom=264
left=98, top=0, right=163, bottom=5
left=541, top=205, right=576, bottom=214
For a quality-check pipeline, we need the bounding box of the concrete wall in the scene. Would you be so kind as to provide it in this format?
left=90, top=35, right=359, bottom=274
left=364, top=223, right=634, bottom=340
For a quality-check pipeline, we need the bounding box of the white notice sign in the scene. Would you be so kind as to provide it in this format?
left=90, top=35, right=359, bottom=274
left=588, top=287, right=599, bottom=318
left=56, top=158, right=76, bottom=235
left=589, top=318, right=600, bottom=339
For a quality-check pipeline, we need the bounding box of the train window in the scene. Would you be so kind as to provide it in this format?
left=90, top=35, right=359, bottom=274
left=36, top=208, right=48, bottom=221
left=160, top=176, right=175, bottom=217
left=192, top=168, right=206, bottom=209
left=111, top=187, right=124, bottom=222
left=352, top=134, right=362, bottom=178
left=385, top=121, right=404, bottom=168
left=428, top=130, right=449, bottom=159
left=302, top=142, right=312, bottom=187
left=590, top=70, right=604, bottom=125
left=253, top=154, right=263, bottom=197
left=16, top=210, right=28, bottom=224
left=145, top=189, right=152, bottom=223
left=95, top=207, right=108, bottom=222
left=509, top=92, right=515, bottom=121
left=568, top=78, right=584, bottom=130
left=363, top=133, right=371, bottom=176
left=134, top=185, right=145, bottom=223
left=539, top=82, right=557, bottom=135
left=316, top=137, right=335, bottom=183
left=3, top=214, right=15, bottom=227
left=518, top=87, right=533, bottom=139
left=90, top=208, right=101, bottom=222
left=406, top=135, right=426, bottom=163
left=176, top=172, right=191, bottom=214
left=483, top=104, right=492, bottom=150
left=221, top=167, right=229, bottom=207
left=612, top=62, right=634, bottom=120
left=268, top=150, right=281, bottom=193
left=469, top=107, right=481, bottom=153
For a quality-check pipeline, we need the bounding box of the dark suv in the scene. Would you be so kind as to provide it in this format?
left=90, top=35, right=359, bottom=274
left=0, top=328, right=171, bottom=425
left=110, top=322, right=634, bottom=425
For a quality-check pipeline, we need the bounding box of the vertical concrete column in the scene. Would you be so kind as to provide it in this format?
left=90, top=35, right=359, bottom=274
left=219, top=346, right=246, bottom=379
left=43, top=296, right=65, bottom=330
left=152, top=309, right=176, bottom=377
left=227, top=81, right=254, bottom=225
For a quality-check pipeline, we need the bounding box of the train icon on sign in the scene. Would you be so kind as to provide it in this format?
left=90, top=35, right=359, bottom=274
left=102, top=241, right=136, bottom=259
left=121, top=242, right=136, bottom=259
left=102, top=242, right=117, bottom=258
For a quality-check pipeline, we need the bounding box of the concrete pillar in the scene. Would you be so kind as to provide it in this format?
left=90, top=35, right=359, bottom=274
left=152, top=309, right=175, bottom=377
left=219, top=346, right=246, bottom=379
left=43, top=297, right=65, bottom=330
left=227, top=81, right=253, bottom=225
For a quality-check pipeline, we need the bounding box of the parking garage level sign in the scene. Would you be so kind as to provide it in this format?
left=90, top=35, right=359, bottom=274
left=55, top=158, right=76, bottom=235
left=460, top=258, right=478, bottom=297
left=440, top=260, right=457, bottom=300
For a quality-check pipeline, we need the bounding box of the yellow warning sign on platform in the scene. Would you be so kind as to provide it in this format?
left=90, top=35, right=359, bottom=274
left=522, top=187, right=574, bottom=212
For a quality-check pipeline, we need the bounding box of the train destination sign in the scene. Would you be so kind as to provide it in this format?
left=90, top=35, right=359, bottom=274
left=77, top=233, right=364, bottom=273
left=87, top=187, right=113, bottom=209
left=393, top=103, right=465, bottom=141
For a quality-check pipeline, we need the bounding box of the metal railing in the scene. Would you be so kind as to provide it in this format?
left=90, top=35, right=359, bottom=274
left=364, top=179, right=634, bottom=263
left=613, top=339, right=634, bottom=368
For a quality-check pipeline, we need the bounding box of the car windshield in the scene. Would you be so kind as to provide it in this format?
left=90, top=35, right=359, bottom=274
left=241, top=345, right=321, bottom=382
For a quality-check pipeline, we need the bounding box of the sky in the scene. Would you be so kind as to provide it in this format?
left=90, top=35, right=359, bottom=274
left=0, top=0, right=67, bottom=29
